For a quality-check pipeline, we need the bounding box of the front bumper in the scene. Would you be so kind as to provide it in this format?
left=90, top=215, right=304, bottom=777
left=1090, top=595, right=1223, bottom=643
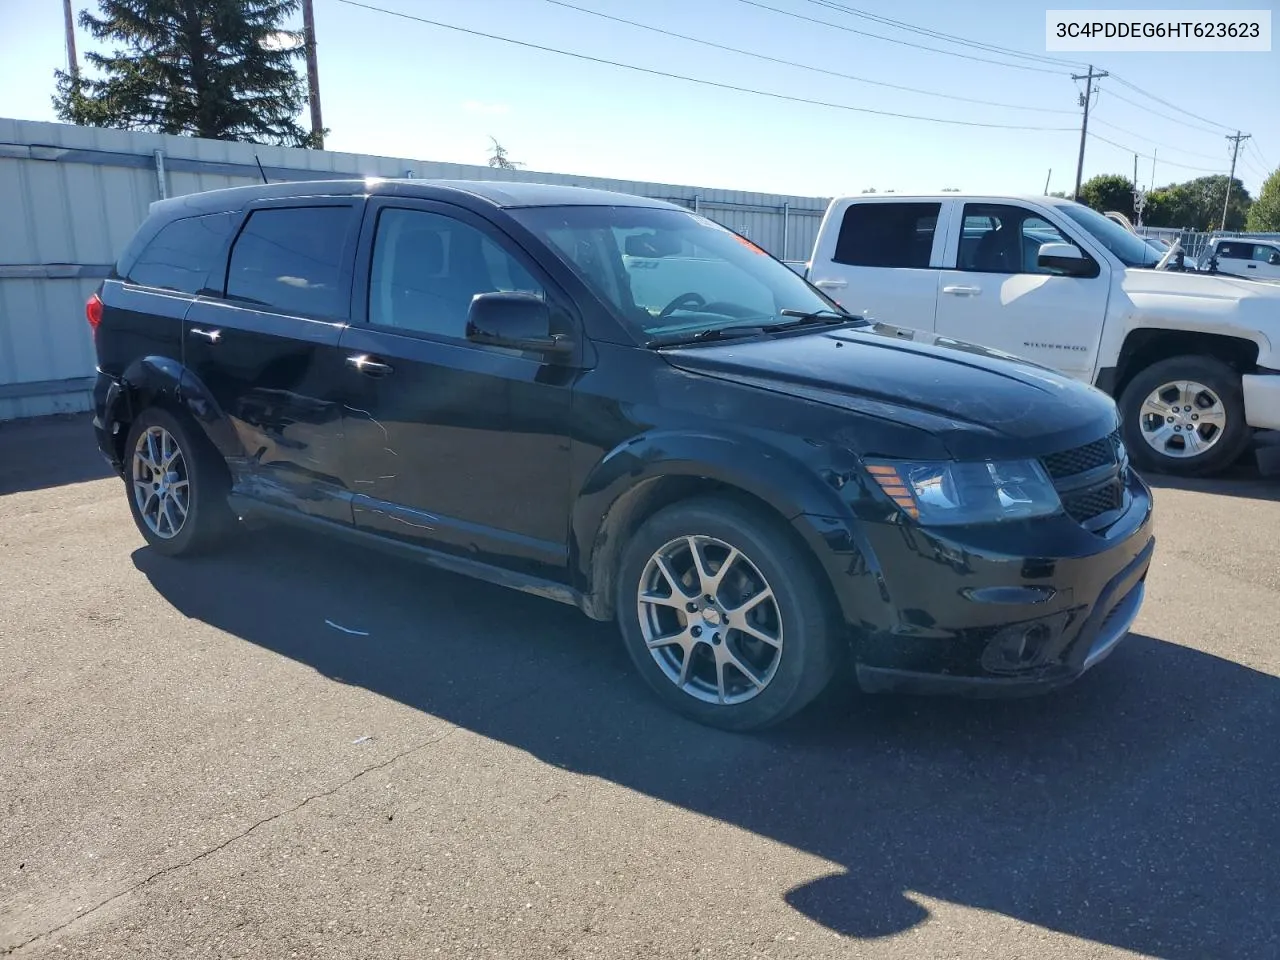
left=794, top=469, right=1155, bottom=697
left=1243, top=371, right=1280, bottom=430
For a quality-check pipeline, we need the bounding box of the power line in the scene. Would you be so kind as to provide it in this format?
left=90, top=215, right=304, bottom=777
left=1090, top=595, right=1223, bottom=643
left=1248, top=139, right=1274, bottom=174
left=733, top=0, right=1073, bottom=75
left=798, top=0, right=1087, bottom=69
left=1097, top=87, right=1227, bottom=137
left=544, top=0, right=1075, bottom=114
left=333, top=0, right=1078, bottom=130
left=1089, top=117, right=1231, bottom=164
left=1108, top=75, right=1236, bottom=134
left=1088, top=131, right=1222, bottom=174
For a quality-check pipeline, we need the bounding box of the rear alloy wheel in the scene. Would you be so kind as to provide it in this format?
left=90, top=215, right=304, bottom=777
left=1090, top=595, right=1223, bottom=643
left=1119, top=356, right=1251, bottom=477
left=124, top=407, right=232, bottom=556
left=616, top=498, right=841, bottom=731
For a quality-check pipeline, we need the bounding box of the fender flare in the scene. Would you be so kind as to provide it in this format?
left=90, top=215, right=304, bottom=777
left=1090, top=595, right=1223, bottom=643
left=570, top=430, right=872, bottom=621
left=107, top=357, right=245, bottom=463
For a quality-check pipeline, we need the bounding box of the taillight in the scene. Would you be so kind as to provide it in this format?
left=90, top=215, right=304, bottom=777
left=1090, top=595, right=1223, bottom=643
left=86, top=292, right=103, bottom=331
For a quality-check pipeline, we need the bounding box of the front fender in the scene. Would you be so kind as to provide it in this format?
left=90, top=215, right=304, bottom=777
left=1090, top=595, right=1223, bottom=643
left=570, top=429, right=882, bottom=623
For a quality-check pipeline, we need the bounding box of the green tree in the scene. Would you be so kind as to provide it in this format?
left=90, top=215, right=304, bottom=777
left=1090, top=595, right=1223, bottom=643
left=1144, top=175, right=1253, bottom=231
left=1079, top=174, right=1135, bottom=218
left=1246, top=168, right=1280, bottom=232
left=54, top=0, right=320, bottom=147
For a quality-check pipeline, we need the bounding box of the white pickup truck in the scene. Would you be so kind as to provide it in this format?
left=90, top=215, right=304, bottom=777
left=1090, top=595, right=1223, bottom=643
left=803, top=194, right=1280, bottom=476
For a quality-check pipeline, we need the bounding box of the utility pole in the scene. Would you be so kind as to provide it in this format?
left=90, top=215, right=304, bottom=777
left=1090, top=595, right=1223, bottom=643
left=1132, top=153, right=1145, bottom=229
left=301, top=0, right=324, bottom=148
left=62, top=0, right=79, bottom=78
left=1072, top=65, right=1108, bottom=201
left=1221, top=131, right=1251, bottom=231
left=1044, top=168, right=1052, bottom=194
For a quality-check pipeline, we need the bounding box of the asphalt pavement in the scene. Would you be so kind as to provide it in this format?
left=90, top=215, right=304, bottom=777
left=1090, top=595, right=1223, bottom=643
left=1, top=414, right=1277, bottom=959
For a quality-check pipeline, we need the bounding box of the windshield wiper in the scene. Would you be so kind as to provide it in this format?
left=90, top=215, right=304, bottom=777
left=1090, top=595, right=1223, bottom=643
left=645, top=325, right=768, bottom=349
left=770, top=308, right=864, bottom=329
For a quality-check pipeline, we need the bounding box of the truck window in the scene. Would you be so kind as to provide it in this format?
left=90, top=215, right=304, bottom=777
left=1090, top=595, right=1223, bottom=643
left=833, top=202, right=939, bottom=268
left=1216, top=241, right=1251, bottom=260
left=958, top=204, right=1081, bottom=275
left=1251, top=244, right=1279, bottom=263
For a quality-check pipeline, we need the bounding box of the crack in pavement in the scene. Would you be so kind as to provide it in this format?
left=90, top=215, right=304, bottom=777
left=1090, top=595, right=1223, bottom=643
left=2, top=724, right=463, bottom=956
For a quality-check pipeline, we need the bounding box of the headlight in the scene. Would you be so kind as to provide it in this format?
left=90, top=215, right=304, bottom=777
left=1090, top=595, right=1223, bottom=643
left=865, top=459, right=1061, bottom=525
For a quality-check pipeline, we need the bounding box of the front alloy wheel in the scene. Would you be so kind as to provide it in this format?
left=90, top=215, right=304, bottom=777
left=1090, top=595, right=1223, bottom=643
left=637, top=535, right=784, bottom=705
left=132, top=424, right=190, bottom=539
left=616, top=497, right=841, bottom=731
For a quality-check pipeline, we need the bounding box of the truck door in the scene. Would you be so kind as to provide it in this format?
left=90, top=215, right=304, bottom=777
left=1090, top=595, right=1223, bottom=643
left=932, top=201, right=1109, bottom=383
left=806, top=199, right=947, bottom=329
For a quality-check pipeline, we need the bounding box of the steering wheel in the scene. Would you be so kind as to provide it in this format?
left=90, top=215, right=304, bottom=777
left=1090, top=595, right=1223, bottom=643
left=657, top=292, right=706, bottom=320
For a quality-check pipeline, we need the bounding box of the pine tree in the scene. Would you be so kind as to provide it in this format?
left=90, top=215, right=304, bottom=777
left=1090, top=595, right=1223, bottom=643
left=54, top=0, right=321, bottom=148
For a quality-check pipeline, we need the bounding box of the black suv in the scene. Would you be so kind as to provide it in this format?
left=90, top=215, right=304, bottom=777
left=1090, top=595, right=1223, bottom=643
left=90, top=179, right=1154, bottom=730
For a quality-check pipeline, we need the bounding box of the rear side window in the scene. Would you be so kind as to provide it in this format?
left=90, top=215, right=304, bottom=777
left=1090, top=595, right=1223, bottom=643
left=226, top=206, right=352, bottom=318
left=833, top=202, right=940, bottom=268
left=1216, top=241, right=1251, bottom=260
left=127, top=213, right=235, bottom=294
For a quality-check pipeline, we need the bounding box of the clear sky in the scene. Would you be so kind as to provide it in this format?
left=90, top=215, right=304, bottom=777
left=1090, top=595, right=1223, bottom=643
left=1, top=0, right=1275, bottom=199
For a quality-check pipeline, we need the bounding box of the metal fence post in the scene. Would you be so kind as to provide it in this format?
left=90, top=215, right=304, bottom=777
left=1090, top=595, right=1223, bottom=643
left=781, top=202, right=790, bottom=260
left=153, top=149, right=168, bottom=199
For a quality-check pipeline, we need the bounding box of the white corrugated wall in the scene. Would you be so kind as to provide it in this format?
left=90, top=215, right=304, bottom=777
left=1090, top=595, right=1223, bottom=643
left=0, top=117, right=829, bottom=420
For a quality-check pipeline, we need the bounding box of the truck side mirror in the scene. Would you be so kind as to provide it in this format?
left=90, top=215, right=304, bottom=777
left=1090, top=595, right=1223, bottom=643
left=1037, top=242, right=1098, bottom=278
left=1269, top=252, right=1280, bottom=266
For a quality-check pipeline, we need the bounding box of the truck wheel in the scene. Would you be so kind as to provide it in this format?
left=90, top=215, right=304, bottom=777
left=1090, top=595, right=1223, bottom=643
left=124, top=406, right=234, bottom=556
left=615, top=497, right=842, bottom=732
left=1118, top=356, right=1251, bottom=477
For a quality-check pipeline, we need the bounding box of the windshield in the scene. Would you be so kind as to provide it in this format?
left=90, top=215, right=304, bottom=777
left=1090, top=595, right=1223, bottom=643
left=1058, top=202, right=1161, bottom=268
left=510, top=205, right=843, bottom=341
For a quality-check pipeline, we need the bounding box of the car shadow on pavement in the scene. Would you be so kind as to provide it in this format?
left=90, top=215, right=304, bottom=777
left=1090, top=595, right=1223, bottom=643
left=0, top=414, right=113, bottom=495
left=133, top=530, right=1278, bottom=959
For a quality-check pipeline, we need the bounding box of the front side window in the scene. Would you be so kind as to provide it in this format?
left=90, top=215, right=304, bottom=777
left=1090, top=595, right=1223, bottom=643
left=225, top=206, right=352, bottom=318
left=834, top=202, right=939, bottom=268
left=510, top=205, right=839, bottom=341
left=957, top=204, right=1079, bottom=275
left=1252, top=244, right=1280, bottom=263
left=127, top=212, right=235, bottom=294
left=368, top=208, right=544, bottom=339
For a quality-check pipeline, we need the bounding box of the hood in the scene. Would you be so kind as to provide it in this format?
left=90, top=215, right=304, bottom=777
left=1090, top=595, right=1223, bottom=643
left=661, top=322, right=1120, bottom=460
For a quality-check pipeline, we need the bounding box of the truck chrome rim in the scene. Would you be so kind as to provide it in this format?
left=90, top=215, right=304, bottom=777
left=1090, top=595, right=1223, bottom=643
left=1137, top=380, right=1226, bottom=459
left=636, top=535, right=783, bottom=705
left=132, top=425, right=190, bottom=539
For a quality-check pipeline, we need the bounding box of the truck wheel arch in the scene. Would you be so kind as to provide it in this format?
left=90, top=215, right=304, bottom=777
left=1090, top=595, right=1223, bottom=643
left=1103, top=329, right=1259, bottom=398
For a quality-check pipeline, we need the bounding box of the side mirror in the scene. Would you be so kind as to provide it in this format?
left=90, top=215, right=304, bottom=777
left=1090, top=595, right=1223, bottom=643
left=1037, top=241, right=1096, bottom=277
left=1269, top=252, right=1280, bottom=266
left=465, top=292, right=572, bottom=355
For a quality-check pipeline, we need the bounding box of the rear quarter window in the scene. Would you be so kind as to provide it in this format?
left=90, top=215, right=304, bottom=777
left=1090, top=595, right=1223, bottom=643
left=833, top=202, right=940, bottom=268
left=126, top=212, right=236, bottom=294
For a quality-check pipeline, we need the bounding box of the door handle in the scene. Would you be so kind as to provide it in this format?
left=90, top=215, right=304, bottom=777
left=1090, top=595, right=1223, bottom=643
left=346, top=354, right=394, bottom=377
left=814, top=279, right=848, bottom=289
left=1246, top=264, right=1256, bottom=269
left=189, top=327, right=221, bottom=342
left=942, top=285, right=982, bottom=296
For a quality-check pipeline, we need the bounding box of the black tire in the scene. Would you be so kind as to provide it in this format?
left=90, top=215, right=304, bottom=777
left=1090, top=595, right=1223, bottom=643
left=123, top=406, right=234, bottom=557
left=615, top=497, right=842, bottom=732
left=1118, top=355, right=1251, bottom=478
